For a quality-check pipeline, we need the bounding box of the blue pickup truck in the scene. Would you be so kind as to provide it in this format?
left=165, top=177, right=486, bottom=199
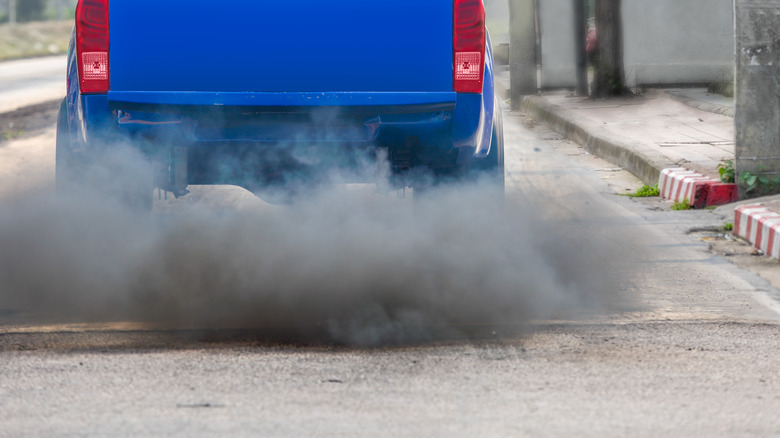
left=58, top=0, right=503, bottom=206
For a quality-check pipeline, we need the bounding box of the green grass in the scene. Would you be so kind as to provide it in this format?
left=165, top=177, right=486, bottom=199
left=0, top=20, right=72, bottom=61
left=2, top=130, right=25, bottom=141
left=671, top=199, right=691, bottom=211
left=722, top=222, right=734, bottom=231
left=626, top=184, right=660, bottom=198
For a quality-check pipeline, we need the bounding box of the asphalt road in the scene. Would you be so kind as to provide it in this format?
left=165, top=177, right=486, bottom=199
left=1, top=103, right=780, bottom=436
left=0, top=56, right=66, bottom=113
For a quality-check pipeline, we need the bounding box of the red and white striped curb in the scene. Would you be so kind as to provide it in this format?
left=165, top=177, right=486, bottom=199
left=734, top=204, right=780, bottom=259
left=659, top=168, right=710, bottom=202
left=658, top=167, right=738, bottom=208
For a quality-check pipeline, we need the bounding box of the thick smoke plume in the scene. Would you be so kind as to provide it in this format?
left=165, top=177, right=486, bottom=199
left=0, top=145, right=628, bottom=346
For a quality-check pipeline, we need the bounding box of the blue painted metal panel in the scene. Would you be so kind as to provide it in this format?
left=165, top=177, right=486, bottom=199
left=110, top=0, right=453, bottom=94
left=67, top=0, right=499, bottom=174
left=108, top=91, right=458, bottom=108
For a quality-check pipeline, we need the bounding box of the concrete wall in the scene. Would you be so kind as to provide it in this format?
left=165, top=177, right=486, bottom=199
left=486, top=0, right=510, bottom=64
left=509, top=0, right=539, bottom=102
left=536, top=0, right=734, bottom=89
left=485, top=0, right=510, bottom=43
left=623, top=0, right=734, bottom=87
left=539, top=0, right=577, bottom=88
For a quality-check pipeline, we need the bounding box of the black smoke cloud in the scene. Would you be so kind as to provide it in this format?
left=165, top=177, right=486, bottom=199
left=0, top=146, right=628, bottom=346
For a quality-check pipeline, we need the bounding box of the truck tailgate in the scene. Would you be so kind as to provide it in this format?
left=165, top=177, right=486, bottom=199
left=109, top=0, right=454, bottom=97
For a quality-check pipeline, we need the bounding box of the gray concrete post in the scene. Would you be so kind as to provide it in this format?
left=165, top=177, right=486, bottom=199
left=735, top=0, right=780, bottom=197
left=573, top=0, right=588, bottom=96
left=9, top=0, right=16, bottom=25
left=509, top=0, right=538, bottom=109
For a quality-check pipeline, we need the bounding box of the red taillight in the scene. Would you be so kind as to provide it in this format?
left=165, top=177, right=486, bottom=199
left=76, top=0, right=110, bottom=94
left=453, top=0, right=485, bottom=93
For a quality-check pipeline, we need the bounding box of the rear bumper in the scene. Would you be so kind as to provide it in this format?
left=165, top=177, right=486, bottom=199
left=69, top=91, right=488, bottom=190
left=77, top=90, right=485, bottom=151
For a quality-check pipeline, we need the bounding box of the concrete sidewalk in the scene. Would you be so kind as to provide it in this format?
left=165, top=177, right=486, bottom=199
left=500, top=72, right=780, bottom=260
left=522, top=88, right=734, bottom=185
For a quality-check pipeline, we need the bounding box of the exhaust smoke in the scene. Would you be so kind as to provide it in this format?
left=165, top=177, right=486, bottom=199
left=0, top=142, right=629, bottom=346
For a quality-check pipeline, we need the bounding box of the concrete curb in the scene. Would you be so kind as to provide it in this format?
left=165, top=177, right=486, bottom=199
left=522, top=95, right=676, bottom=186
left=734, top=204, right=780, bottom=259
left=666, top=91, right=735, bottom=118
left=659, top=167, right=738, bottom=208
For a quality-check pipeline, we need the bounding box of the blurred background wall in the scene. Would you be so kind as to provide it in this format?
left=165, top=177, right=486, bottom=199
left=1, top=0, right=76, bottom=24
left=534, top=0, right=734, bottom=89
left=485, top=0, right=510, bottom=65
left=623, top=0, right=734, bottom=87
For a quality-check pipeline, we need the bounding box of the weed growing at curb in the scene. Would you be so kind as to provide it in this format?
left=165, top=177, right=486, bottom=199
left=722, top=222, right=734, bottom=231
left=740, top=170, right=780, bottom=196
left=625, top=184, right=660, bottom=198
left=718, top=160, right=735, bottom=183
left=719, top=160, right=780, bottom=196
left=671, top=199, right=691, bottom=211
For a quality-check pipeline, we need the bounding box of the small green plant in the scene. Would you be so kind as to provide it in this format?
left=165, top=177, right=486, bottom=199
left=717, top=161, right=780, bottom=196
left=740, top=170, right=780, bottom=195
left=626, top=184, right=660, bottom=198
left=718, top=160, right=735, bottom=183
left=671, top=198, right=691, bottom=210
left=722, top=222, right=734, bottom=231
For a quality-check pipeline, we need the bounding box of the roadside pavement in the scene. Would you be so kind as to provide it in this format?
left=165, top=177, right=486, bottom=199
left=495, top=70, right=780, bottom=260
left=517, top=85, right=734, bottom=185
left=0, top=55, right=66, bottom=113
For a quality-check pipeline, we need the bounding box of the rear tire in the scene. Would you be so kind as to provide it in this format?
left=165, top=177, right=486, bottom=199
left=55, top=98, right=78, bottom=195
left=55, top=98, right=153, bottom=212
